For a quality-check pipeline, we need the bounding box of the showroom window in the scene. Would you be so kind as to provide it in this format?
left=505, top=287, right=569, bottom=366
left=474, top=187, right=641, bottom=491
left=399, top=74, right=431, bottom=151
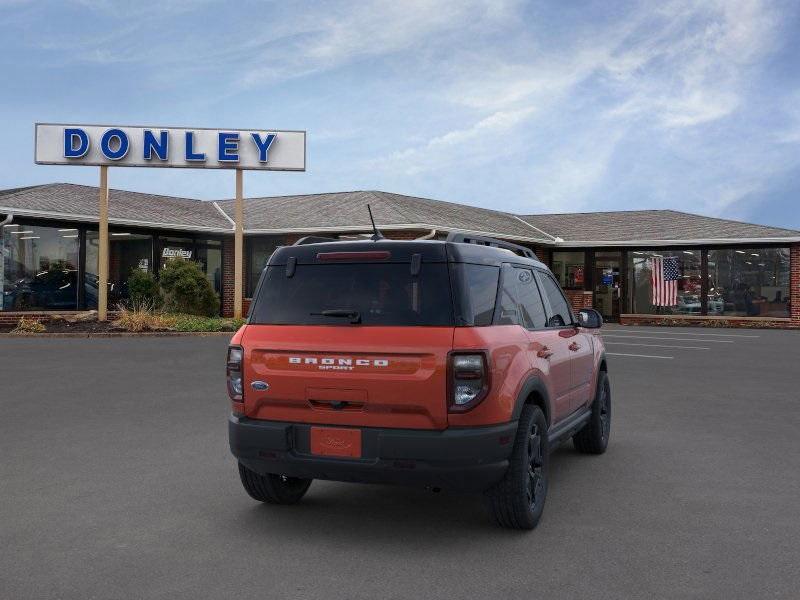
left=629, top=249, right=702, bottom=315
left=1, top=223, right=80, bottom=311
left=85, top=230, right=154, bottom=309
left=247, top=236, right=284, bottom=296
left=196, top=240, right=223, bottom=299
left=707, top=248, right=790, bottom=318
left=551, top=251, right=585, bottom=290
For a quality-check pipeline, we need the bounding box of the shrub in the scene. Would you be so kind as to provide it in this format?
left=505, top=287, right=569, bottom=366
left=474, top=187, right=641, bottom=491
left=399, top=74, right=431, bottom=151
left=158, top=259, right=220, bottom=317
left=114, top=301, right=173, bottom=332
left=127, top=269, right=162, bottom=308
left=11, top=317, right=46, bottom=334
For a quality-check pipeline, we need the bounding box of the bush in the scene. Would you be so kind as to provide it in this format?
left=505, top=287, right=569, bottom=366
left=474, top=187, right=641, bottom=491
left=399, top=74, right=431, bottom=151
left=158, top=259, right=220, bottom=316
left=127, top=269, right=162, bottom=308
left=114, top=301, right=173, bottom=332
left=11, top=317, right=46, bottom=334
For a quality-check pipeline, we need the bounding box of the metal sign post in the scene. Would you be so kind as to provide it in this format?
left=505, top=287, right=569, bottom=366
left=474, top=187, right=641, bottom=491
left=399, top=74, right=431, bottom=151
left=234, top=169, right=244, bottom=319
left=98, top=166, right=109, bottom=320
left=34, top=123, right=306, bottom=321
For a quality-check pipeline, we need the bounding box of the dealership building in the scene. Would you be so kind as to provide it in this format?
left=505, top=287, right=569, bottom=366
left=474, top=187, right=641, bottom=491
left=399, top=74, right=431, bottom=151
left=1, top=182, right=798, bottom=328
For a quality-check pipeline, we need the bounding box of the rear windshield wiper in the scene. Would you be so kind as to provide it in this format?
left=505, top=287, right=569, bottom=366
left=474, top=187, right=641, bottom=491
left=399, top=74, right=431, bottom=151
left=310, top=309, right=362, bottom=324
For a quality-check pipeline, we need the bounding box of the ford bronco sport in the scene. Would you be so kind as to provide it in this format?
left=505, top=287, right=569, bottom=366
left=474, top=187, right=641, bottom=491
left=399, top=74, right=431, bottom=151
left=228, top=233, right=610, bottom=529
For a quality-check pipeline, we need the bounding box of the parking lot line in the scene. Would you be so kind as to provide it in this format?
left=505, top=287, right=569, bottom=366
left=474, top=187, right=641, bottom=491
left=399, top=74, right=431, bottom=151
left=604, top=342, right=710, bottom=350
left=606, top=352, right=674, bottom=359
left=604, top=330, right=759, bottom=338
left=602, top=334, right=734, bottom=343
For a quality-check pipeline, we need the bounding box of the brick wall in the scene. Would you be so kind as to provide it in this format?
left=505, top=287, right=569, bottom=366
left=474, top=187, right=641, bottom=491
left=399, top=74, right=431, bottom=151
left=619, top=314, right=798, bottom=329
left=0, top=311, right=120, bottom=326
left=563, top=290, right=593, bottom=312
left=221, top=237, right=236, bottom=317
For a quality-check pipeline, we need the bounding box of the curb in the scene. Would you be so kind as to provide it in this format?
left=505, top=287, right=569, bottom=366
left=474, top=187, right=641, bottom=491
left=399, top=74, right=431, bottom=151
left=0, top=331, right=235, bottom=339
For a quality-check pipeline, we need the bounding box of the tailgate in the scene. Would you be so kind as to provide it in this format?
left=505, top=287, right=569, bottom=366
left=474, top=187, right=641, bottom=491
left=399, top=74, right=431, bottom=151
left=241, top=325, right=454, bottom=430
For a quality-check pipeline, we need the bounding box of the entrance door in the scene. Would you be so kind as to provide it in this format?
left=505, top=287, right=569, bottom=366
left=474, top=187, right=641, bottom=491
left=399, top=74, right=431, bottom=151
left=593, top=251, right=622, bottom=322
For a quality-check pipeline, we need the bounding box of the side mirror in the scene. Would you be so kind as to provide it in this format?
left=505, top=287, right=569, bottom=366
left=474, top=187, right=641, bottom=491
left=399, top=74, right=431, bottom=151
left=577, top=308, right=603, bottom=329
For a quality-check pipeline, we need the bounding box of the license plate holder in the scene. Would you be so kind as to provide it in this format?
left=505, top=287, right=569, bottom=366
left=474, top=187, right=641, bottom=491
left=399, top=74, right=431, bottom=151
left=310, top=427, right=362, bottom=458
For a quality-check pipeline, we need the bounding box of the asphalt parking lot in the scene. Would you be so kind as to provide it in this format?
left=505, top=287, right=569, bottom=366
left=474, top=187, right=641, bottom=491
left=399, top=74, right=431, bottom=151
left=1, top=326, right=799, bottom=600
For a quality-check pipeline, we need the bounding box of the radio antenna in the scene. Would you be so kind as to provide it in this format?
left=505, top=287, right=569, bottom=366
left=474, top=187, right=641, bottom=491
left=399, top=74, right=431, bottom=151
left=367, top=204, right=384, bottom=241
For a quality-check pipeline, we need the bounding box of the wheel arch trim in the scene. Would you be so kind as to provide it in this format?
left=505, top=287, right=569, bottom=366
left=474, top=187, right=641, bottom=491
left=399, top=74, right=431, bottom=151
left=511, top=375, right=552, bottom=426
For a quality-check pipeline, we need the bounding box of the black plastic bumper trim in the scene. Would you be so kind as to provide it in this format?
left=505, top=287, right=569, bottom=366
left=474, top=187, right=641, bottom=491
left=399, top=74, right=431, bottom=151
left=229, top=416, right=518, bottom=492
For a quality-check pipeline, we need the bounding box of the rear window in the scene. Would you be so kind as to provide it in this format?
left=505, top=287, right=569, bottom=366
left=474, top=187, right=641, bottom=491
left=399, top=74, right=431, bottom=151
left=250, top=263, right=453, bottom=326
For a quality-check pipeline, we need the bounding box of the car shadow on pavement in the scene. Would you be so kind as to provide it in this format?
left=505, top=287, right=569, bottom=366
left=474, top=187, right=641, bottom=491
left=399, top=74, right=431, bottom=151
left=224, top=446, right=587, bottom=543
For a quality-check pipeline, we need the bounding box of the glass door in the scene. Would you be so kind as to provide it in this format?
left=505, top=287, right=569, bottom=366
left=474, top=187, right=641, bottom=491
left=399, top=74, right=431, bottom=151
left=593, top=251, right=622, bottom=322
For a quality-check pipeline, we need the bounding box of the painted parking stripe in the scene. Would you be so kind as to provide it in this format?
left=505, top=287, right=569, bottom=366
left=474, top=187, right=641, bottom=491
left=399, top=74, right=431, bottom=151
left=604, top=342, right=710, bottom=350
left=606, top=352, right=674, bottom=359
left=602, top=334, right=734, bottom=343
left=604, top=330, right=759, bottom=338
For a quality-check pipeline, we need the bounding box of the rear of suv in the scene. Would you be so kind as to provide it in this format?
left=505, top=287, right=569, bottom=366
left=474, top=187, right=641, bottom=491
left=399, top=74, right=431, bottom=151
left=228, top=233, right=610, bottom=529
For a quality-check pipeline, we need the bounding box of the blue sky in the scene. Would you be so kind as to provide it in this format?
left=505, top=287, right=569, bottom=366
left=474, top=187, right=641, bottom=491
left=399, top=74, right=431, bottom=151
left=1, top=0, right=799, bottom=228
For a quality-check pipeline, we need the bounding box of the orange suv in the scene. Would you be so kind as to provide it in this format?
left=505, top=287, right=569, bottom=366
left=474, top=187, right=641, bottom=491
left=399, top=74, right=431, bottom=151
left=228, top=234, right=610, bottom=529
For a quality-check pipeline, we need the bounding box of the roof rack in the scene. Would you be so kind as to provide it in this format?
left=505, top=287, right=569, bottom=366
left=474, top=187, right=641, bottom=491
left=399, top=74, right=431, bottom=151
left=445, top=232, right=536, bottom=259
left=293, top=235, right=339, bottom=246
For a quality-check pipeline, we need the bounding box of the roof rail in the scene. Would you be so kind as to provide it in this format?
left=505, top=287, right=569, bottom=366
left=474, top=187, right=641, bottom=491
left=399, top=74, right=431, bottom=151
left=445, top=232, right=536, bottom=259
left=293, top=235, right=339, bottom=246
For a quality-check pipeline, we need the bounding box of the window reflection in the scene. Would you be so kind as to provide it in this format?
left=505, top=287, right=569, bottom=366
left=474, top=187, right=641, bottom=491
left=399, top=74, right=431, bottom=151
left=1, top=224, right=80, bottom=310
left=551, top=251, right=585, bottom=290
left=707, top=248, right=790, bottom=318
left=85, top=230, right=153, bottom=308
left=629, top=250, right=702, bottom=315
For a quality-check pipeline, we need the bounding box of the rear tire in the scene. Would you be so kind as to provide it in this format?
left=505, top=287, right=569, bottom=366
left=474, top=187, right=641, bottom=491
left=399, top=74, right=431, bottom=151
left=238, top=462, right=312, bottom=504
left=484, top=405, right=549, bottom=530
left=573, top=371, right=611, bottom=454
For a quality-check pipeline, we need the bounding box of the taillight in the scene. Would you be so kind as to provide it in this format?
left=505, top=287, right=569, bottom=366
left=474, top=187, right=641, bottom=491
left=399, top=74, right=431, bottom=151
left=448, top=351, right=490, bottom=412
left=227, top=345, right=244, bottom=402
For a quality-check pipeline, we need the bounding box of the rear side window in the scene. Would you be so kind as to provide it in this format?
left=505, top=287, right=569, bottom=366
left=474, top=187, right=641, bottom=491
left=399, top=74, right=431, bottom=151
left=249, top=263, right=453, bottom=326
left=496, top=265, right=547, bottom=328
left=537, top=271, right=573, bottom=327
left=514, top=268, right=548, bottom=329
left=450, top=264, right=500, bottom=326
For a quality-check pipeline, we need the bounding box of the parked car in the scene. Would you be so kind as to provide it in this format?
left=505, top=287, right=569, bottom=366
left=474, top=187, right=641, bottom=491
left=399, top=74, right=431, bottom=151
left=228, top=234, right=610, bottom=529
left=2, top=268, right=78, bottom=310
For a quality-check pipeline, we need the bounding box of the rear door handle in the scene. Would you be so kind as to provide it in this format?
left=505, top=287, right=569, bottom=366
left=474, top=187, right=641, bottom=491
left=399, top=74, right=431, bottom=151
left=568, top=342, right=580, bottom=352
left=537, top=346, right=554, bottom=359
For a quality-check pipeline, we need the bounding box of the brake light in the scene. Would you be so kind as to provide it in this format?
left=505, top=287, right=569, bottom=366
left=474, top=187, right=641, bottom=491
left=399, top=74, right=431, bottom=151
left=227, top=345, right=244, bottom=402
left=448, top=351, right=490, bottom=412
left=316, top=251, right=391, bottom=261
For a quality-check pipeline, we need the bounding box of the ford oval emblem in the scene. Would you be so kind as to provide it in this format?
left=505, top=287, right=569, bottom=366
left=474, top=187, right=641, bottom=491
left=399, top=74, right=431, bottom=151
left=251, top=381, right=269, bottom=391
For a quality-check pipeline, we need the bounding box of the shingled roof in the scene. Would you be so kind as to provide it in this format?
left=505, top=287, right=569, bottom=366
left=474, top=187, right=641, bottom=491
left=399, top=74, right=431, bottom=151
left=0, top=183, right=231, bottom=232
left=215, top=190, right=550, bottom=242
left=519, top=210, right=800, bottom=244
left=1, top=183, right=798, bottom=244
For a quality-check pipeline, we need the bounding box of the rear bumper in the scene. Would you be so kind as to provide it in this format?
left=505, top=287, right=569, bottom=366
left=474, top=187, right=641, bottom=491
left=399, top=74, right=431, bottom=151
left=229, top=415, right=517, bottom=492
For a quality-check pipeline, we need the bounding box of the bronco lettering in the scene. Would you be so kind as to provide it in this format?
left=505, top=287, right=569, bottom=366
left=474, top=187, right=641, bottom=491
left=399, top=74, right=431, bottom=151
left=288, top=356, right=389, bottom=368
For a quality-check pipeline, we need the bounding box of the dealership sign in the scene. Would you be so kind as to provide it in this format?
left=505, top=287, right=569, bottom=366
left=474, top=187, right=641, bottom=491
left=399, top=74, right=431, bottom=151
left=162, top=247, right=192, bottom=260
left=34, top=123, right=306, bottom=171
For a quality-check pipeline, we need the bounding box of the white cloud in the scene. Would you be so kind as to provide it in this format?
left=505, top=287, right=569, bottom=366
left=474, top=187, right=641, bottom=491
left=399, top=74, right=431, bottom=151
left=375, top=106, right=536, bottom=175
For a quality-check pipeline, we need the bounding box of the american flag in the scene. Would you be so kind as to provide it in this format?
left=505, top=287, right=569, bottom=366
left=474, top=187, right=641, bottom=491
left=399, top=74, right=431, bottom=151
left=651, top=256, right=679, bottom=306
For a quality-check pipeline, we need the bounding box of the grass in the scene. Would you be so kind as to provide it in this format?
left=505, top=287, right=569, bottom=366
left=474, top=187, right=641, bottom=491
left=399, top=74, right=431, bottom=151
left=11, top=317, right=46, bottom=334
left=113, top=303, right=245, bottom=333
left=167, top=314, right=246, bottom=332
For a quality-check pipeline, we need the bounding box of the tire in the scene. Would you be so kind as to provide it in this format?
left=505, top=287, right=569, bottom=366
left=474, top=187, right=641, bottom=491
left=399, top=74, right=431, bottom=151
left=484, top=405, right=549, bottom=530
left=237, top=462, right=312, bottom=505
left=573, top=371, right=611, bottom=454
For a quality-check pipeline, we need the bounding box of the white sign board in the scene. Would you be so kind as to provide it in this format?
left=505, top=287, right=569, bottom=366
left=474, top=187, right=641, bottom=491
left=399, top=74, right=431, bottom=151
left=34, top=123, right=306, bottom=171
